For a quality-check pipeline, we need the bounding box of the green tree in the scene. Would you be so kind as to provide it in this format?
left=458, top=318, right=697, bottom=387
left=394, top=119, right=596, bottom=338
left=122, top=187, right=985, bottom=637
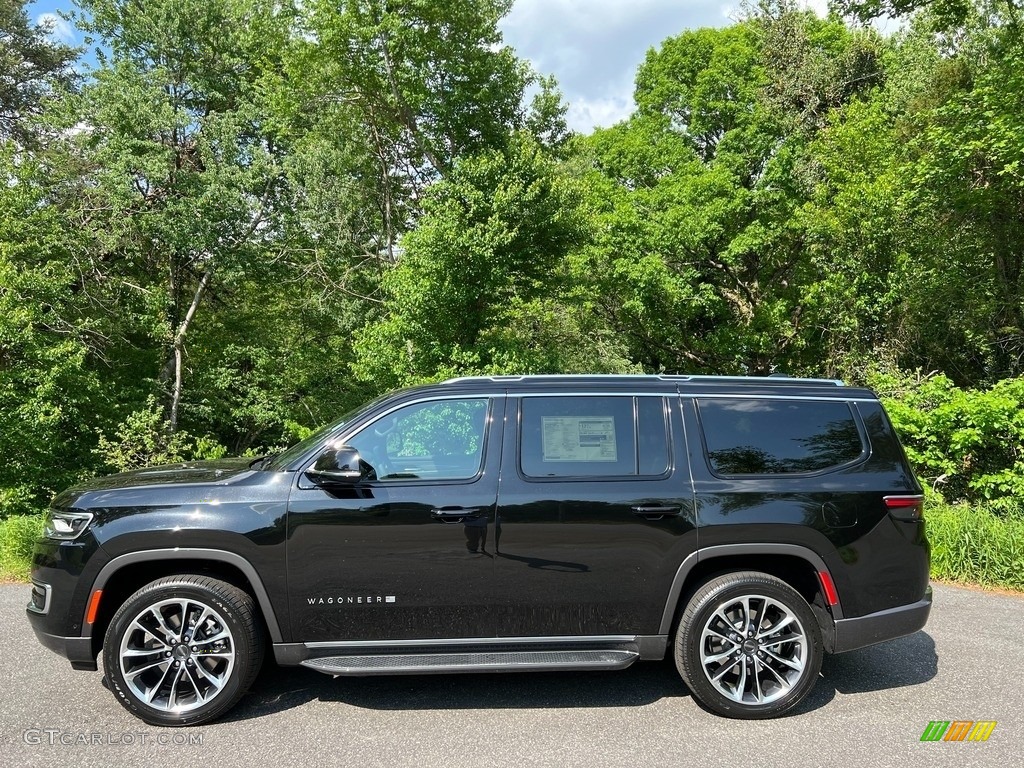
left=353, top=133, right=632, bottom=388
left=281, top=0, right=536, bottom=268
left=908, top=30, right=1024, bottom=377
left=820, top=3, right=1024, bottom=381
left=66, top=0, right=294, bottom=431
left=580, top=9, right=885, bottom=375
left=0, top=0, right=77, bottom=145
left=0, top=149, right=103, bottom=515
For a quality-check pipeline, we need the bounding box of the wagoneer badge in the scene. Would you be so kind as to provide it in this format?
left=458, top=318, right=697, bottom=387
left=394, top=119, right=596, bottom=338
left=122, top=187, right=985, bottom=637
left=307, top=595, right=397, bottom=605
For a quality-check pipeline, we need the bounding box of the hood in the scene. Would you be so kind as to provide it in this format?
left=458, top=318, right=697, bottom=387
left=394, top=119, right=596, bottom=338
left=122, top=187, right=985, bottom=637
left=52, top=457, right=259, bottom=505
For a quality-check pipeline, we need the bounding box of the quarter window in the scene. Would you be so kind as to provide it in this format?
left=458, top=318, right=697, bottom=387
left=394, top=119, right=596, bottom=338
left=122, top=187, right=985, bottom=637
left=520, top=396, right=669, bottom=478
left=697, top=398, right=864, bottom=476
left=347, top=398, right=489, bottom=481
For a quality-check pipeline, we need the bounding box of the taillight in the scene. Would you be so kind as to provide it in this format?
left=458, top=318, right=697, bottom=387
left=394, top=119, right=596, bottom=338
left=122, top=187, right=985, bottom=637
left=884, top=495, right=925, bottom=521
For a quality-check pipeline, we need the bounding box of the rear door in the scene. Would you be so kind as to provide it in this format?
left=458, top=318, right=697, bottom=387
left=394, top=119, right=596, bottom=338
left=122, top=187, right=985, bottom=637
left=493, top=392, right=696, bottom=638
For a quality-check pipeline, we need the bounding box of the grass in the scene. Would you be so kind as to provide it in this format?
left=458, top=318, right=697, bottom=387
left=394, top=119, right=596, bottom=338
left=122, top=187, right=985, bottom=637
left=926, top=501, right=1024, bottom=592
left=0, top=512, right=44, bottom=582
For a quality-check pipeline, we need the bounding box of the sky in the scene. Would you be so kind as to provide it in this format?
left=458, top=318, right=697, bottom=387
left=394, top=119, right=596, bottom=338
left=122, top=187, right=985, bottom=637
left=28, top=0, right=846, bottom=133
left=498, top=0, right=829, bottom=131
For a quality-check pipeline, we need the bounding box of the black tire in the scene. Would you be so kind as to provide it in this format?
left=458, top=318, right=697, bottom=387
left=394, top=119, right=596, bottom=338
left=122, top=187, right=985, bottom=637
left=674, top=571, right=822, bottom=719
left=102, top=575, right=265, bottom=726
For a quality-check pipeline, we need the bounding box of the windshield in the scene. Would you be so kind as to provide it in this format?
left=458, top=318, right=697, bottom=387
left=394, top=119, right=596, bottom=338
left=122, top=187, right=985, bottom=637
left=264, top=402, right=372, bottom=470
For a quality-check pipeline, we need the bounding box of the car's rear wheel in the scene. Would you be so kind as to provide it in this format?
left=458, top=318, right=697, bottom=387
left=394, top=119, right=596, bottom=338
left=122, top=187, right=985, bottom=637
left=102, top=575, right=264, bottom=726
left=674, top=571, right=822, bottom=719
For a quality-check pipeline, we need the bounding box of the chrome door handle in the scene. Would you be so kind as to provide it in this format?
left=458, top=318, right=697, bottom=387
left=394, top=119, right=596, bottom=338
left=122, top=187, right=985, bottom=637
left=430, top=506, right=483, bottom=523
left=631, top=505, right=680, bottom=520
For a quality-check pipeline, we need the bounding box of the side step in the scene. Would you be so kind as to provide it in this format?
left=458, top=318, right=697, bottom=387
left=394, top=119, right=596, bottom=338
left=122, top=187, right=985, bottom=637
left=301, top=649, right=639, bottom=676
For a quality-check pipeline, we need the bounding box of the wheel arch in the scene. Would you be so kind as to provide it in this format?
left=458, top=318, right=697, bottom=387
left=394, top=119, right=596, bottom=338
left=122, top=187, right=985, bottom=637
left=659, top=544, right=840, bottom=646
left=85, top=548, right=284, bottom=660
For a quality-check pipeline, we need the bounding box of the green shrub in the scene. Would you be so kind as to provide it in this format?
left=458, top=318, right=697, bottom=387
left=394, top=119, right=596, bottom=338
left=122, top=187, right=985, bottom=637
left=927, top=500, right=1024, bottom=590
left=870, top=370, right=1024, bottom=512
left=95, top=396, right=227, bottom=472
left=0, top=512, right=44, bottom=581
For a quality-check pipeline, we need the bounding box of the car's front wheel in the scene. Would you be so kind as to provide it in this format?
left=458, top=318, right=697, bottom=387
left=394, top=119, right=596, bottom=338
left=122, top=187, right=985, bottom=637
left=674, top=571, right=822, bottom=719
left=102, top=575, right=264, bottom=726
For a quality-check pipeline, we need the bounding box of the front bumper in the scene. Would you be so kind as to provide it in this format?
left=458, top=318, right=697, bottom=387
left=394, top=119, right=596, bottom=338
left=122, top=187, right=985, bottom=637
left=27, top=618, right=97, bottom=670
left=26, top=572, right=98, bottom=671
left=26, top=534, right=106, bottom=671
left=831, top=584, right=933, bottom=654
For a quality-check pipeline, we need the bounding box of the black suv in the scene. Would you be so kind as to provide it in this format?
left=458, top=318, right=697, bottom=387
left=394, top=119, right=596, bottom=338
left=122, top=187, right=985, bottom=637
left=27, top=375, right=932, bottom=724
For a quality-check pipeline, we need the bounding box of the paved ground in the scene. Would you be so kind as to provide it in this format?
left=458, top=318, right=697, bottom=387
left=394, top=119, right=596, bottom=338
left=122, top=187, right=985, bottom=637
left=1, top=583, right=1021, bottom=767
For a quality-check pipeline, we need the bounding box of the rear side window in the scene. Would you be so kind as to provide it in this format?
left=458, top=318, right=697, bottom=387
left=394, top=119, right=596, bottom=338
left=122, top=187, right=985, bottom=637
left=697, top=398, right=864, bottom=476
left=520, top=396, right=669, bottom=479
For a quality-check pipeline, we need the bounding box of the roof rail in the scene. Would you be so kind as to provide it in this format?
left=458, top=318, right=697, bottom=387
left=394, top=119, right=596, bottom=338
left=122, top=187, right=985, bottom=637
left=441, top=374, right=845, bottom=386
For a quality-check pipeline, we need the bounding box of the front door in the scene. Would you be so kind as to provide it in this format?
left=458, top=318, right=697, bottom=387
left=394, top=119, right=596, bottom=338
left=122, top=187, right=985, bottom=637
left=287, top=396, right=504, bottom=643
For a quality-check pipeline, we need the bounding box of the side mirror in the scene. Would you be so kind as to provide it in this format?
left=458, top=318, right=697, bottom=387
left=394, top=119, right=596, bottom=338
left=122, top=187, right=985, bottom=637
left=306, top=445, right=364, bottom=485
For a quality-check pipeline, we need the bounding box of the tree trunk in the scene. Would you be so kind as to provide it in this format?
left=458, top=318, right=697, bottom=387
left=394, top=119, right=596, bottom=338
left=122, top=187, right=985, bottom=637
left=168, top=269, right=213, bottom=433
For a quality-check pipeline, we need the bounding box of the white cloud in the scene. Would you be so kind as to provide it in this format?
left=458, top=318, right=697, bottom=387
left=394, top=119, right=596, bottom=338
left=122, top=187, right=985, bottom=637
left=720, top=1, right=828, bottom=21
left=36, top=12, right=76, bottom=44
left=502, top=0, right=726, bottom=132
left=566, top=90, right=634, bottom=132
left=502, top=0, right=901, bottom=133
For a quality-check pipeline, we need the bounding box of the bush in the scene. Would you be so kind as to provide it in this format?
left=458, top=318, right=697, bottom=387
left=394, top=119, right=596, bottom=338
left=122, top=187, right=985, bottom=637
left=95, top=396, right=227, bottom=472
left=870, top=370, right=1024, bottom=513
left=0, top=512, right=44, bottom=581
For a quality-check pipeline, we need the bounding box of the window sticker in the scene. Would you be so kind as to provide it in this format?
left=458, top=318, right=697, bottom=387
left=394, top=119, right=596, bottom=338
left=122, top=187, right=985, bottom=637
left=541, top=416, right=617, bottom=462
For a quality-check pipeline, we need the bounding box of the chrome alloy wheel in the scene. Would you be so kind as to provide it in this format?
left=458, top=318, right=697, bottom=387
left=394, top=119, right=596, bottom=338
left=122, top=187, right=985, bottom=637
left=698, top=594, right=808, bottom=705
left=118, top=598, right=236, bottom=713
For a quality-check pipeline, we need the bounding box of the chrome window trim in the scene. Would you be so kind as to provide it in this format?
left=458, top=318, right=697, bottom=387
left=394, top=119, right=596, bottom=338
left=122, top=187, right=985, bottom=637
left=682, top=393, right=877, bottom=403
left=506, top=392, right=876, bottom=402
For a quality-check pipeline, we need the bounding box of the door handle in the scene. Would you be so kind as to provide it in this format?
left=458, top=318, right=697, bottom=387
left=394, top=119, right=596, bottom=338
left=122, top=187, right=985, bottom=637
left=631, top=505, right=681, bottom=520
left=430, top=506, right=483, bottom=523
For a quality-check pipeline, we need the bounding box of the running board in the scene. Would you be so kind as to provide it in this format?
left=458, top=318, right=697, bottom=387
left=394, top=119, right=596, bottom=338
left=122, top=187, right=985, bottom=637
left=301, top=649, right=639, bottom=676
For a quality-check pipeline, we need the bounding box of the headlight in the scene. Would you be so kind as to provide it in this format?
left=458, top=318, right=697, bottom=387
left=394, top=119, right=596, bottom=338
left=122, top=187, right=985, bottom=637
left=44, top=510, right=94, bottom=540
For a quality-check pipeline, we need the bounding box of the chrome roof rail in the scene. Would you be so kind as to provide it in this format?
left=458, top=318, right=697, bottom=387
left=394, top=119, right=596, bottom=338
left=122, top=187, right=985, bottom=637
left=441, top=374, right=845, bottom=386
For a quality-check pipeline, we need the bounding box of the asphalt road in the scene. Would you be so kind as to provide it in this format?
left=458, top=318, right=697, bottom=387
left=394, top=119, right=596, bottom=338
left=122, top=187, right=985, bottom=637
left=1, top=583, right=1021, bottom=767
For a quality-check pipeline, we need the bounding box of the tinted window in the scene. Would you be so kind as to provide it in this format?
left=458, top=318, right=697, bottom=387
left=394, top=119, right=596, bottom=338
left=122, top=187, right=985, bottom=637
left=697, top=398, right=863, bottom=475
left=348, top=398, right=489, bottom=481
left=520, top=396, right=669, bottom=478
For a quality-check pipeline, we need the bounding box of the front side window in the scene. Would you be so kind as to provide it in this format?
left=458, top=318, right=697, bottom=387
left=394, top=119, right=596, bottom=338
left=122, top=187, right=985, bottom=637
left=520, top=396, right=669, bottom=479
left=697, top=398, right=864, bottom=476
left=346, top=398, right=489, bottom=482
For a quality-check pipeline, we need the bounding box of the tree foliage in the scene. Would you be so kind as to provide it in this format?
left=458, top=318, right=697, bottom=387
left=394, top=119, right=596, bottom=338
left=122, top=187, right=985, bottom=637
left=0, top=0, right=77, bottom=145
left=2, top=0, right=1024, bottom=519
left=873, top=370, right=1024, bottom=511
left=578, top=9, right=886, bottom=375
left=353, top=133, right=634, bottom=387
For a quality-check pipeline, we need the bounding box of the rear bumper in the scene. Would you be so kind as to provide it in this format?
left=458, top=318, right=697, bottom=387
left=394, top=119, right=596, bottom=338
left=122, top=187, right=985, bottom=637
left=831, top=585, right=932, bottom=654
